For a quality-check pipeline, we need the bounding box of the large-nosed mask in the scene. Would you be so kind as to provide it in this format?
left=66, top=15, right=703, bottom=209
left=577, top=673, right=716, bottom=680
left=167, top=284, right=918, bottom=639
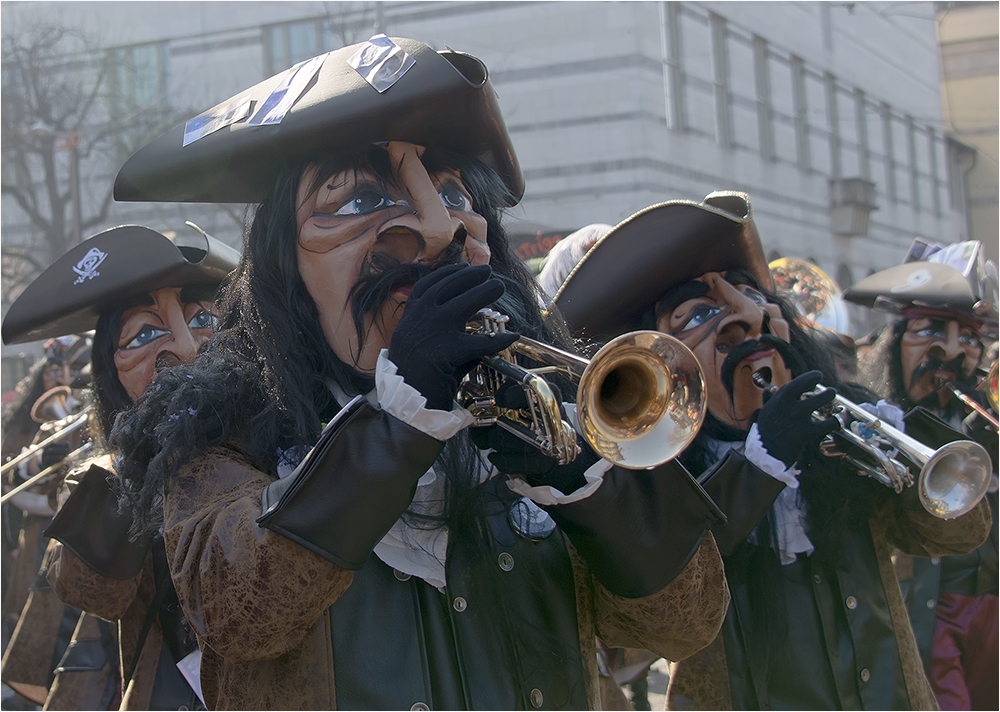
left=295, top=141, right=490, bottom=374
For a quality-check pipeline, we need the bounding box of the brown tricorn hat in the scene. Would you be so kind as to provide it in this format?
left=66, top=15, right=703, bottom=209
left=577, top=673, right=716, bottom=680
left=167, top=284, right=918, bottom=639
left=2, top=224, right=239, bottom=345
left=114, top=36, right=523, bottom=205
left=551, top=191, right=770, bottom=341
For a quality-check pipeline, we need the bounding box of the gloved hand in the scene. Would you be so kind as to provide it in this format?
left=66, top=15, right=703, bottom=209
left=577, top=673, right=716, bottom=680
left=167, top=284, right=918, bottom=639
left=389, top=263, right=519, bottom=411
left=755, top=370, right=839, bottom=468
left=40, top=441, right=71, bottom=471
left=469, top=381, right=599, bottom=495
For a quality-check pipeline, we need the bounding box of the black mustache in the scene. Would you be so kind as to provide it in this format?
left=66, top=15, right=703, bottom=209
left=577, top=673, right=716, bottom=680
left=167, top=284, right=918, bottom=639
left=719, top=335, right=801, bottom=398
left=348, top=238, right=465, bottom=352
left=911, top=354, right=966, bottom=386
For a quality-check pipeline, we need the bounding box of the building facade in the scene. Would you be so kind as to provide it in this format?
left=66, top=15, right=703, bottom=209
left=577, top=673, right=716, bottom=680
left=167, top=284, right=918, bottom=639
left=1, top=1, right=974, bottom=376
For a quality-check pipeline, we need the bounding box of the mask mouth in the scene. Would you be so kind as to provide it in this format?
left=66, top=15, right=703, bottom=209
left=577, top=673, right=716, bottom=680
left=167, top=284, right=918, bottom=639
left=348, top=239, right=466, bottom=355
left=913, top=354, right=966, bottom=389
left=155, top=352, right=182, bottom=371
left=719, top=335, right=797, bottom=400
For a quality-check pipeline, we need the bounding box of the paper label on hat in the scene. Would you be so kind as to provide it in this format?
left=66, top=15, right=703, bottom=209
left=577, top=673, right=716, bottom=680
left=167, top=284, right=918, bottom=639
left=927, top=241, right=979, bottom=278
left=248, top=53, right=329, bottom=127
left=183, top=94, right=253, bottom=147
left=348, top=34, right=415, bottom=93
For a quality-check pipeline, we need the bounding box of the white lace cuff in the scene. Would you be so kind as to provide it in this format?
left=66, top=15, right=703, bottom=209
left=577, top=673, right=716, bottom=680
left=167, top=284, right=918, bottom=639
left=375, top=350, right=474, bottom=441
left=505, top=458, right=612, bottom=506
left=745, top=423, right=801, bottom=488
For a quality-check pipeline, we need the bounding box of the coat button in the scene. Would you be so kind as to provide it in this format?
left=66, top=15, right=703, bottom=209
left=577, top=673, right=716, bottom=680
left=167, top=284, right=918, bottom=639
left=813, top=574, right=822, bottom=584
left=846, top=596, right=858, bottom=609
left=498, top=552, right=514, bottom=571
left=927, top=599, right=936, bottom=609
left=453, top=596, right=468, bottom=612
left=931, top=557, right=940, bottom=565
left=394, top=569, right=412, bottom=581
left=411, top=703, right=430, bottom=711
left=860, top=668, right=870, bottom=682
left=530, top=688, right=544, bottom=708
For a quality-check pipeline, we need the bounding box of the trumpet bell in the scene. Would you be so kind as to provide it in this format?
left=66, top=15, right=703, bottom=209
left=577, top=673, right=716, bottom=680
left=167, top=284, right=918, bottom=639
left=918, top=440, right=992, bottom=520
left=578, top=331, right=706, bottom=469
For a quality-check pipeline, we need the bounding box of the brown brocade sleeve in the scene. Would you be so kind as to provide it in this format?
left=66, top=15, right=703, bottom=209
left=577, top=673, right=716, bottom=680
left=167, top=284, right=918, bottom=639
left=880, top=494, right=991, bottom=559
left=593, top=532, right=729, bottom=664
left=163, top=446, right=353, bottom=664
left=46, top=539, right=140, bottom=623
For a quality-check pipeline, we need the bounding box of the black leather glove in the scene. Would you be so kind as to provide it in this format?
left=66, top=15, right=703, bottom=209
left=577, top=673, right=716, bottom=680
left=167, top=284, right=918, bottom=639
left=389, top=264, right=519, bottom=411
left=469, top=381, right=599, bottom=494
left=40, top=441, right=71, bottom=471
left=755, top=370, right=839, bottom=468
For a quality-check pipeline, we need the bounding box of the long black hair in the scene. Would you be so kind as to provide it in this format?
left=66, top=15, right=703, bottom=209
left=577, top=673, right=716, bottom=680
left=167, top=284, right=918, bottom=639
left=90, top=306, right=133, bottom=443
left=111, top=144, right=569, bottom=538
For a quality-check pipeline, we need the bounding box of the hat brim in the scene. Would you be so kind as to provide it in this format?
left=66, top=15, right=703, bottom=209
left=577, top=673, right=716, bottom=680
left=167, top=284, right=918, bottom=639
left=842, top=262, right=981, bottom=313
left=551, top=192, right=769, bottom=340
left=2, top=225, right=239, bottom=345
left=114, top=38, right=523, bottom=205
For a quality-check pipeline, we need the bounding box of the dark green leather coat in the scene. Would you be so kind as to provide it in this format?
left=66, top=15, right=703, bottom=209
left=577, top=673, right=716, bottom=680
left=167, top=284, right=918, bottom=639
left=668, top=451, right=991, bottom=711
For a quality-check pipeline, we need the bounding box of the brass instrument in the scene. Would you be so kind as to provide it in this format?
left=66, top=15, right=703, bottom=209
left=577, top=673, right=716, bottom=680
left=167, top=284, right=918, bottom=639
left=1, top=442, right=93, bottom=505
left=769, top=258, right=850, bottom=334
left=987, top=360, right=999, bottom=413
left=941, top=379, right=999, bottom=431
left=462, top=309, right=706, bottom=469
left=30, top=385, right=76, bottom=423
left=0, top=407, right=91, bottom=478
left=752, top=372, right=991, bottom=520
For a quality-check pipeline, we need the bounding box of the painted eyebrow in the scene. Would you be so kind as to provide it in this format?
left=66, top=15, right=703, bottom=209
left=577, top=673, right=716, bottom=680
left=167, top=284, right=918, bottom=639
left=655, top=280, right=711, bottom=320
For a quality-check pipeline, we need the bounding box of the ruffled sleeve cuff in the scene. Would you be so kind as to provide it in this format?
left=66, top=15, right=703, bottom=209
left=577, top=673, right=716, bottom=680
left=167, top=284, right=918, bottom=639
left=375, top=349, right=473, bottom=441
left=506, top=458, right=612, bottom=506
left=744, top=423, right=801, bottom=488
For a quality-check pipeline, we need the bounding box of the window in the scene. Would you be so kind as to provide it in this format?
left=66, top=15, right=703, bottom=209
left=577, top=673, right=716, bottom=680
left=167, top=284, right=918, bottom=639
left=264, top=19, right=331, bottom=76
left=108, top=41, right=169, bottom=113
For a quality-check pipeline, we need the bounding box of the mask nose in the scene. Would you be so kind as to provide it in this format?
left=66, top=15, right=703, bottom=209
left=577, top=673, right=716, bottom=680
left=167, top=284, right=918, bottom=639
left=711, top=275, right=766, bottom=338
left=385, top=142, right=468, bottom=264
left=937, top=323, right=965, bottom=363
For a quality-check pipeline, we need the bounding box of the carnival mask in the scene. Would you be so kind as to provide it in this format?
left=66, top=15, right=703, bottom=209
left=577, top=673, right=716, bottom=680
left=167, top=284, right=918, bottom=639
left=656, top=271, right=793, bottom=431
left=295, top=141, right=489, bottom=374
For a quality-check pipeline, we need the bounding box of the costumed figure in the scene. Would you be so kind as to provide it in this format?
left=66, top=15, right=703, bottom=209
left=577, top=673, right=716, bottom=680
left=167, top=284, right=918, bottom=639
left=551, top=192, right=992, bottom=710
left=845, top=243, right=998, bottom=711
left=0, top=224, right=238, bottom=710
left=108, top=36, right=730, bottom=710
left=2, top=335, right=90, bottom=639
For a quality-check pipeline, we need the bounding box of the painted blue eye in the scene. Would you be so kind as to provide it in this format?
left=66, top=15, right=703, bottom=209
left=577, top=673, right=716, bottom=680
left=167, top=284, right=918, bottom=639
left=188, top=310, right=216, bottom=330
left=916, top=326, right=947, bottom=340
left=958, top=331, right=979, bottom=347
left=440, top=183, right=472, bottom=212
left=125, top=326, right=169, bottom=350
left=331, top=189, right=408, bottom=216
left=742, top=288, right=768, bottom=305
left=680, top=304, right=723, bottom=332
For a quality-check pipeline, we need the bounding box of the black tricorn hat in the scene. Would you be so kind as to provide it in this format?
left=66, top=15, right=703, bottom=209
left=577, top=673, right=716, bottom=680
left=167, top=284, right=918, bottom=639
left=114, top=36, right=523, bottom=205
left=842, top=261, right=999, bottom=325
left=2, top=224, right=239, bottom=345
left=551, top=191, right=770, bottom=341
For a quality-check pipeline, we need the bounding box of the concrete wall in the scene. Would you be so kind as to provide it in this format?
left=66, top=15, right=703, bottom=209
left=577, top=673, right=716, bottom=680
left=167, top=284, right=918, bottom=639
left=937, top=1, right=999, bottom=267
left=1, top=1, right=968, bottom=352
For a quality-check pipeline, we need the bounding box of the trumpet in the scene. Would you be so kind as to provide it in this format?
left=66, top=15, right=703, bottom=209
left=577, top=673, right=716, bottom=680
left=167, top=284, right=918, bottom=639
left=940, top=378, right=999, bottom=431
left=461, top=309, right=706, bottom=469
left=31, top=385, right=78, bottom=423
left=1, top=407, right=91, bottom=478
left=752, top=372, right=991, bottom=520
